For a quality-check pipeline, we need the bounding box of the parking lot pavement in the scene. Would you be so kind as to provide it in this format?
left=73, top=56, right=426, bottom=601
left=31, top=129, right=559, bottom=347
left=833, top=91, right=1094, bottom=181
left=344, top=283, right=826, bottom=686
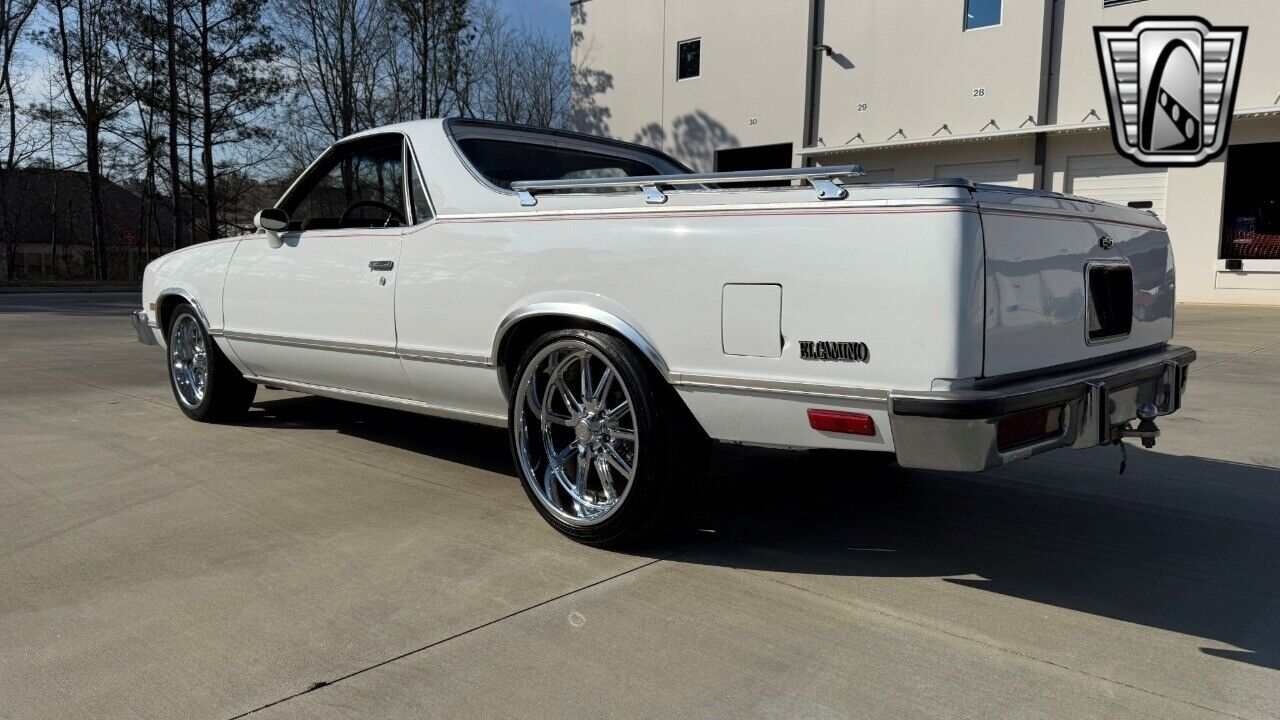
left=0, top=294, right=1277, bottom=720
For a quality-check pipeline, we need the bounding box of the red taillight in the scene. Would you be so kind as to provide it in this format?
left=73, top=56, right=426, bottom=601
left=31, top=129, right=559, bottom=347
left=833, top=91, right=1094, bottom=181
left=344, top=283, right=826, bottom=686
left=996, top=406, right=1064, bottom=451
left=807, top=409, right=876, bottom=436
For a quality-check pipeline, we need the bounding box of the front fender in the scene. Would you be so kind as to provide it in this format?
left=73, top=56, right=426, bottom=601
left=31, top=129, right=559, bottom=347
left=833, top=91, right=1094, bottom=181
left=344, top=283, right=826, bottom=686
left=145, top=237, right=244, bottom=335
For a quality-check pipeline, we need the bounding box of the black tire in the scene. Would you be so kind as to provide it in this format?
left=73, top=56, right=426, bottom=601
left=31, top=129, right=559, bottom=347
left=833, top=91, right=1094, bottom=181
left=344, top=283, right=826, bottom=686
left=166, top=303, right=256, bottom=422
left=508, top=328, right=707, bottom=548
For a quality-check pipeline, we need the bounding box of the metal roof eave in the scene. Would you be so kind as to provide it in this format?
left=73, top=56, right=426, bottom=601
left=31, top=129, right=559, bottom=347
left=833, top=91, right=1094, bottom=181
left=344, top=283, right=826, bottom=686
left=798, top=105, right=1280, bottom=158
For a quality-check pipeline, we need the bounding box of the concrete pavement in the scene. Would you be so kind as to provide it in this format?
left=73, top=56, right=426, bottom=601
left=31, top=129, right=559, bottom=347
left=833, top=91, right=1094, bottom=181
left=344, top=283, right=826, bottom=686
left=1, top=293, right=1277, bottom=719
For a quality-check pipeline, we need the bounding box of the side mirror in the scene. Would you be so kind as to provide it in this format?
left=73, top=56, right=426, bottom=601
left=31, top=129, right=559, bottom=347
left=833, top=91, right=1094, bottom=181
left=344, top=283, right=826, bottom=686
left=254, top=207, right=290, bottom=248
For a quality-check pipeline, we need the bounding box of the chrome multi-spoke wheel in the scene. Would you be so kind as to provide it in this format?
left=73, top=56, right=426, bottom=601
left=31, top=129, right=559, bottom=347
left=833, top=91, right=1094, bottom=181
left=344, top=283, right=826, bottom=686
left=509, top=328, right=707, bottom=547
left=169, top=314, right=209, bottom=408
left=514, top=340, right=640, bottom=526
left=164, top=303, right=255, bottom=422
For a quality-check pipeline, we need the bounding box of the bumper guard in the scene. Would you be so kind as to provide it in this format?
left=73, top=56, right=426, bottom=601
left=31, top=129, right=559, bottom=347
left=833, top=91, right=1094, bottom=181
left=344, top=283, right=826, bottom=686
left=131, top=310, right=159, bottom=346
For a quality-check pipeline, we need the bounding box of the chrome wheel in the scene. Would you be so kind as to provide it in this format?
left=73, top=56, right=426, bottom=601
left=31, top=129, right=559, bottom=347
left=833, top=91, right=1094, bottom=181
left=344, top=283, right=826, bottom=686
left=169, top=314, right=208, bottom=409
left=514, top=340, right=640, bottom=526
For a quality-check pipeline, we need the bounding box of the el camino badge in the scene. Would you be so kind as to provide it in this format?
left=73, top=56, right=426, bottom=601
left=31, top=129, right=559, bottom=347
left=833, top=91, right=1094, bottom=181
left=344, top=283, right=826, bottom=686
left=800, top=340, right=869, bottom=363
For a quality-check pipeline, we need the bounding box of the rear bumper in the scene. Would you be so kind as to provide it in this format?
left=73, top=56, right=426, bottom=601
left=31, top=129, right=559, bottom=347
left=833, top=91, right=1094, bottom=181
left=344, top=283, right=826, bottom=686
left=131, top=310, right=159, bottom=346
left=888, top=345, right=1195, bottom=471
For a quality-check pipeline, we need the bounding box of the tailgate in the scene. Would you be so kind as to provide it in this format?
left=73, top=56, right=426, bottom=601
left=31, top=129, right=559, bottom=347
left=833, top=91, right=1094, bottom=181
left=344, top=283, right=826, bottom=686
left=977, top=187, right=1175, bottom=378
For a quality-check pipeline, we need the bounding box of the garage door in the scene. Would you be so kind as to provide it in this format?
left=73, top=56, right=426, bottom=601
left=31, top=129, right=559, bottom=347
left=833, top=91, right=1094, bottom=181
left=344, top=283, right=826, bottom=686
left=1066, top=154, right=1168, bottom=218
left=935, top=159, right=1022, bottom=187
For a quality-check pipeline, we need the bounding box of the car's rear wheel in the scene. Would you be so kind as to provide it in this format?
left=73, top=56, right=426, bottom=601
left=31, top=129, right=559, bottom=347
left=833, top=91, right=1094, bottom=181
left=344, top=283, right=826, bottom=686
left=167, top=303, right=256, bottom=422
left=509, top=328, right=703, bottom=547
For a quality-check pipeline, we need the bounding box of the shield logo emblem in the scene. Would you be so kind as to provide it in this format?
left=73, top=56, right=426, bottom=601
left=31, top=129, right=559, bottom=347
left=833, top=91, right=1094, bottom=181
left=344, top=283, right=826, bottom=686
left=1095, top=17, right=1247, bottom=167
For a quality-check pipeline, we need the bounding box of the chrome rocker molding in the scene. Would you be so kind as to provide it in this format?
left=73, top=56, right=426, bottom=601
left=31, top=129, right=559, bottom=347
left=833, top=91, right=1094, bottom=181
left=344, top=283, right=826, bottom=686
left=153, top=300, right=891, bottom=405
left=888, top=345, right=1195, bottom=472
left=669, top=373, right=889, bottom=402
left=216, top=330, right=494, bottom=367
left=217, top=330, right=399, bottom=357
left=397, top=347, right=494, bottom=367
left=174, top=309, right=892, bottom=404
left=242, top=375, right=508, bottom=427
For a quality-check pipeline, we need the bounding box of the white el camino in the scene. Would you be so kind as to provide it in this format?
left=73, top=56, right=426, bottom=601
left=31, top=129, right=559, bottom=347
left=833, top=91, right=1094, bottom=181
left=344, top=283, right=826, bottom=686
left=132, top=118, right=1194, bottom=546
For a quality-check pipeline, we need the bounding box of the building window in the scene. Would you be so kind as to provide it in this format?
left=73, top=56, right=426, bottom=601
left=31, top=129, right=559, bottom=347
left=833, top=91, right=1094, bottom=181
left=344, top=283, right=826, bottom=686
left=1221, top=142, right=1280, bottom=260
left=677, top=38, right=700, bottom=80
left=964, top=0, right=1001, bottom=30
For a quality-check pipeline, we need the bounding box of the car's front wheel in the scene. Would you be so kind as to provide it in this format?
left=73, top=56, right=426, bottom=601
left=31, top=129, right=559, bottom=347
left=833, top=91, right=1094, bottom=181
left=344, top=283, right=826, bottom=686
left=509, top=329, right=703, bottom=547
left=166, top=303, right=256, bottom=422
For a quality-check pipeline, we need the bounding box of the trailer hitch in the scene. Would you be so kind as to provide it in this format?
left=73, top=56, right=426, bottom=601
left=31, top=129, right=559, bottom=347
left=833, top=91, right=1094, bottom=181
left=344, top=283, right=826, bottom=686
left=1113, top=403, right=1161, bottom=475
left=1119, top=403, right=1162, bottom=449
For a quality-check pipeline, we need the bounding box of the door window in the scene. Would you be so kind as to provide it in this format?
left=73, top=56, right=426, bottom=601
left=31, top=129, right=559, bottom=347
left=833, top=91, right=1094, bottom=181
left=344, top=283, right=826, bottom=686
left=284, top=135, right=408, bottom=231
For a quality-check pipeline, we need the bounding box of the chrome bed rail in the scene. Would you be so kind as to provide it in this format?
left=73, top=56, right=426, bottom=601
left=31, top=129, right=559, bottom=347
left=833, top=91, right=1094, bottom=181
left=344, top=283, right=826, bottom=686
left=510, top=165, right=867, bottom=207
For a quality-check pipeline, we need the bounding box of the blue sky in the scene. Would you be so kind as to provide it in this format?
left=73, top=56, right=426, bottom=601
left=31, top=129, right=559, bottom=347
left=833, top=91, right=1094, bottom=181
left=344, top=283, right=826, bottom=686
left=501, top=0, right=572, bottom=40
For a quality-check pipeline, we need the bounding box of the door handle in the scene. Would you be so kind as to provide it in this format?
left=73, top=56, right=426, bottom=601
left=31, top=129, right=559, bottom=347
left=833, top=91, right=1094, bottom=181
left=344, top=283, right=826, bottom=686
left=369, top=260, right=395, bottom=271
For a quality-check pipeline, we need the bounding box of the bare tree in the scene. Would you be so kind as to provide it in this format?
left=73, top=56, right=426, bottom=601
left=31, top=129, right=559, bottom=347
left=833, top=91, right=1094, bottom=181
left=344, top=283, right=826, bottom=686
left=166, top=0, right=184, bottom=246
left=26, top=76, right=75, bottom=278
left=123, top=0, right=205, bottom=253
left=115, top=0, right=169, bottom=265
left=0, top=0, right=37, bottom=279
left=36, top=0, right=131, bottom=280
left=180, top=0, right=282, bottom=240
left=5, top=0, right=578, bottom=281
left=278, top=0, right=381, bottom=144
left=395, top=0, right=469, bottom=119
left=277, top=0, right=388, bottom=201
left=469, top=2, right=569, bottom=128
left=1, top=0, right=35, bottom=164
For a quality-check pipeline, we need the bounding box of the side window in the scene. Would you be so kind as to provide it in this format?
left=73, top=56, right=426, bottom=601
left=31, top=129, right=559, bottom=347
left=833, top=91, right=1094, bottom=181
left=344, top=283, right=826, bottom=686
left=406, top=147, right=433, bottom=224
left=456, top=138, right=662, bottom=190
left=285, top=136, right=407, bottom=231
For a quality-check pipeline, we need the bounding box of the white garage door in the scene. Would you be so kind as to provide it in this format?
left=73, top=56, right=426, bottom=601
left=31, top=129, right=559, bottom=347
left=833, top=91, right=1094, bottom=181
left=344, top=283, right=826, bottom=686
left=1066, top=154, right=1168, bottom=218
left=935, top=159, right=1022, bottom=187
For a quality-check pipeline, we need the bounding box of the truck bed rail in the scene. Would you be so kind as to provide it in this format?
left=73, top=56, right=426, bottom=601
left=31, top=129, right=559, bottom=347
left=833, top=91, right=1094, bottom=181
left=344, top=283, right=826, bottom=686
left=510, top=165, right=867, bottom=207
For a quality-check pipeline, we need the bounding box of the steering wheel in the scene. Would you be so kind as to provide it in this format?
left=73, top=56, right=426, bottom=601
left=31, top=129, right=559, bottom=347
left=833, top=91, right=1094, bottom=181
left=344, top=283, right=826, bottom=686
left=340, top=200, right=406, bottom=228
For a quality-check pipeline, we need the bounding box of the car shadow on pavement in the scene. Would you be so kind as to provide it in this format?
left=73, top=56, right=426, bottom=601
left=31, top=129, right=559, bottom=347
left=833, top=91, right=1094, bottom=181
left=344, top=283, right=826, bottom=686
left=245, top=395, right=515, bottom=477
left=240, top=394, right=1280, bottom=672
left=684, top=444, right=1280, bottom=673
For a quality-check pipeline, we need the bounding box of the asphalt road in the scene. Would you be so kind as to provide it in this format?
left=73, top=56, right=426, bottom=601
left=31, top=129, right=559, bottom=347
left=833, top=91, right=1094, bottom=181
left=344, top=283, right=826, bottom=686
left=1, top=293, right=1278, bottom=719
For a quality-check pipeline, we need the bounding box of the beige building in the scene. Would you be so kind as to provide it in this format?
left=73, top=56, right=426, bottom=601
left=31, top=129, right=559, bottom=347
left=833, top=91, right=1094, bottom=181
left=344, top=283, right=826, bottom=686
left=571, top=0, right=1280, bottom=305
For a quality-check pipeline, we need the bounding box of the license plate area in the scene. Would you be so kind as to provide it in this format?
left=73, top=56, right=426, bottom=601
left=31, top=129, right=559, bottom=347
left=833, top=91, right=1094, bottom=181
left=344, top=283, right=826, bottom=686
left=1073, top=359, right=1186, bottom=448
left=1103, top=381, right=1160, bottom=428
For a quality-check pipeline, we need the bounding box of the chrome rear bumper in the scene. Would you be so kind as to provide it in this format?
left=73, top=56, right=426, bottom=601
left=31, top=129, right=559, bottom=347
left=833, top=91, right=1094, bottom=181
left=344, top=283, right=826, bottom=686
left=888, top=345, right=1195, bottom=471
left=131, top=310, right=159, bottom=346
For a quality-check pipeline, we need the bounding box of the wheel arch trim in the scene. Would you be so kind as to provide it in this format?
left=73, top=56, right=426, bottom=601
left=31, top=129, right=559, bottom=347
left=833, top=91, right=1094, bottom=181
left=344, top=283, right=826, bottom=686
left=493, top=302, right=672, bottom=384
left=155, top=287, right=212, bottom=334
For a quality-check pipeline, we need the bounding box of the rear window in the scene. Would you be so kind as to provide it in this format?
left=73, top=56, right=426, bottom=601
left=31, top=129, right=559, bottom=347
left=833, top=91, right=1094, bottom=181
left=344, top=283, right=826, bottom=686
left=457, top=138, right=666, bottom=190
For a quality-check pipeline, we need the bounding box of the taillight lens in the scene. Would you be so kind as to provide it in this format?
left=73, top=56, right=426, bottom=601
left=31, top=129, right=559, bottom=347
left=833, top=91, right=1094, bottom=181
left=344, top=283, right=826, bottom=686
left=808, top=409, right=876, bottom=436
left=996, top=406, right=1064, bottom=451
